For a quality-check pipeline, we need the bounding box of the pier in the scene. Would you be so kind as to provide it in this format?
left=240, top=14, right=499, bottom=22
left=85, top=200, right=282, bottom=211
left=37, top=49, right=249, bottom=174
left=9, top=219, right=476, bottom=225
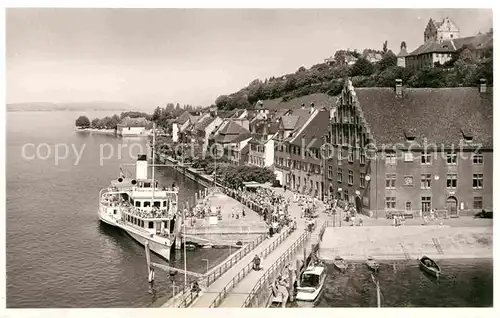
left=182, top=188, right=329, bottom=308
left=150, top=156, right=331, bottom=308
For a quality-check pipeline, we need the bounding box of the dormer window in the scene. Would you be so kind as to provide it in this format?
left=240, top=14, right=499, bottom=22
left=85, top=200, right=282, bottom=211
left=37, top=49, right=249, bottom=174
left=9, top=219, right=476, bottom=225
left=462, top=130, right=473, bottom=143
left=405, top=130, right=416, bottom=142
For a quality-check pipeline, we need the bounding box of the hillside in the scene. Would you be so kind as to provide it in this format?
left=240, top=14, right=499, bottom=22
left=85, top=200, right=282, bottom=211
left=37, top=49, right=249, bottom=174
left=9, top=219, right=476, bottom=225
left=214, top=45, right=493, bottom=111
left=7, top=101, right=133, bottom=112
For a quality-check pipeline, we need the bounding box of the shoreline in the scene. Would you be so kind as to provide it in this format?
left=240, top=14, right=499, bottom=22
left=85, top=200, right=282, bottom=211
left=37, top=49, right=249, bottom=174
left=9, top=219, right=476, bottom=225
left=320, top=254, right=493, bottom=262
left=75, top=128, right=116, bottom=135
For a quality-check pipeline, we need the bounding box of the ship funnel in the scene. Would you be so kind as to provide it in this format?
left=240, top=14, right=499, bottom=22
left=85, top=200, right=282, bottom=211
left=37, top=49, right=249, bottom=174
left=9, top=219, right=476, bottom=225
left=136, top=154, right=148, bottom=180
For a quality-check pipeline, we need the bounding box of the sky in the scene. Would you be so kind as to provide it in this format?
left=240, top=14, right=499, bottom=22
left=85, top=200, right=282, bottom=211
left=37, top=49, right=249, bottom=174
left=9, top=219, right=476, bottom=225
left=6, top=8, right=493, bottom=110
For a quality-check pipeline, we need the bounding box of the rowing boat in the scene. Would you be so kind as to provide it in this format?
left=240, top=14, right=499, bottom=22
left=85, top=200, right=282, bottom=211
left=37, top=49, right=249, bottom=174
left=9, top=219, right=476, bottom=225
left=419, top=256, right=441, bottom=278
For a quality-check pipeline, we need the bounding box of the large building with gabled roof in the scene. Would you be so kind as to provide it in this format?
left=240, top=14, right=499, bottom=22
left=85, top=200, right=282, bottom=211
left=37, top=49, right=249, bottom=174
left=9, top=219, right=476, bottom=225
left=404, top=17, right=492, bottom=69
left=325, top=78, right=492, bottom=218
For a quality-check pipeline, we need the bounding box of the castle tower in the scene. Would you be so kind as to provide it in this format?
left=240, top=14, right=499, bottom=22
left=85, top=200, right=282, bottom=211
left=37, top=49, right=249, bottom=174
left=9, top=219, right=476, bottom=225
left=424, top=17, right=460, bottom=43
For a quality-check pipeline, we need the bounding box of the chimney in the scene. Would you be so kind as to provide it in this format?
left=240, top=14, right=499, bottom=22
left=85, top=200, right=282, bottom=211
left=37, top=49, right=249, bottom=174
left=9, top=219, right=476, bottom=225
left=309, top=102, right=315, bottom=114
left=395, top=79, right=403, bottom=97
left=479, top=79, right=487, bottom=93
left=136, top=154, right=148, bottom=180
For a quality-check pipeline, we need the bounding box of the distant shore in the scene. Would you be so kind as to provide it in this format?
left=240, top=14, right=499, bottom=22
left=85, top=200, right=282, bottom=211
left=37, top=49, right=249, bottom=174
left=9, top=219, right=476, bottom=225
left=75, top=128, right=116, bottom=135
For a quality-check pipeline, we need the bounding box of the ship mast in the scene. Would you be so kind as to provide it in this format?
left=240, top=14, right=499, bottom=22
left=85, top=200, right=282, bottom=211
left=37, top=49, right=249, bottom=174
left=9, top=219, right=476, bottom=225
left=151, top=122, right=156, bottom=199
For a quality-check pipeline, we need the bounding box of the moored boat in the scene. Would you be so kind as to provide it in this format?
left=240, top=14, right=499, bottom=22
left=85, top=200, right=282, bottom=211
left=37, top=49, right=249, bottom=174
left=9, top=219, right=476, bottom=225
left=296, top=261, right=327, bottom=303
left=333, top=256, right=348, bottom=271
left=366, top=256, right=379, bottom=272
left=419, top=256, right=441, bottom=278
left=98, top=125, right=181, bottom=261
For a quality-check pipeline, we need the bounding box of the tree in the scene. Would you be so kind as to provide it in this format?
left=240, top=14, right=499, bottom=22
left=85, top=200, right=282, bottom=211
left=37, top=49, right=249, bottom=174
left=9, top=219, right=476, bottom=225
left=378, top=51, right=397, bottom=71
left=152, top=106, right=162, bottom=121
left=334, top=50, right=347, bottom=66
left=350, top=58, right=375, bottom=77
left=215, top=95, right=231, bottom=109
left=382, top=40, right=388, bottom=53
left=109, top=114, right=121, bottom=128
left=75, top=115, right=90, bottom=128
left=91, top=118, right=100, bottom=128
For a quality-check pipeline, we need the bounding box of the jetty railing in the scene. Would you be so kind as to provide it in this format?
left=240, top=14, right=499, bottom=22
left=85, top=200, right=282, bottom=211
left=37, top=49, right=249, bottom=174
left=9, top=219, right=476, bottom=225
left=242, top=221, right=328, bottom=308
left=205, top=234, right=267, bottom=287
left=175, top=232, right=267, bottom=308
left=208, top=227, right=291, bottom=308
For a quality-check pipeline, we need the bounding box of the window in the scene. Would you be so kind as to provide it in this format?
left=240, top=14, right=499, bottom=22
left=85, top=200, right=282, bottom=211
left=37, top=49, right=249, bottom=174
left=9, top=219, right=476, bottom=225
left=472, top=174, right=483, bottom=189
left=163, top=201, right=167, bottom=207
left=385, top=174, right=396, bottom=189
left=348, top=170, right=354, bottom=185
left=405, top=202, right=411, bottom=212
left=421, top=174, right=432, bottom=189
left=154, top=201, right=161, bottom=208
left=473, top=196, right=483, bottom=209
left=386, top=197, right=396, bottom=209
left=386, top=152, right=396, bottom=165
left=343, top=190, right=349, bottom=201
left=337, top=168, right=343, bottom=183
left=148, top=221, right=154, bottom=229
left=144, top=201, right=151, bottom=207
left=446, top=152, right=457, bottom=165
left=421, top=196, right=432, bottom=213
left=338, top=149, right=343, bottom=162
left=360, top=172, right=366, bottom=188
left=473, top=153, right=483, bottom=164
left=328, top=166, right=333, bottom=179
left=348, top=149, right=354, bottom=162
left=360, top=151, right=366, bottom=164
left=135, top=201, right=141, bottom=207
left=421, top=152, right=431, bottom=165
left=403, top=176, right=414, bottom=186
left=404, top=152, right=414, bottom=162
left=446, top=174, right=457, bottom=189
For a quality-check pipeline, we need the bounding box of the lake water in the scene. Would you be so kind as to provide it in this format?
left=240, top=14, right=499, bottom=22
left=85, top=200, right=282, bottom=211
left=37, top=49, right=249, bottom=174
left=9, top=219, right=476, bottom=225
left=312, top=259, right=493, bottom=307
left=6, top=111, right=232, bottom=308
left=6, top=111, right=494, bottom=308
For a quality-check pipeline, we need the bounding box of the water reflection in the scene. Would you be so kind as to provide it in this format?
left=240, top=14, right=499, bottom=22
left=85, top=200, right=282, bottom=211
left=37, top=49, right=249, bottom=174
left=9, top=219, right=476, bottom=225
left=290, top=259, right=493, bottom=307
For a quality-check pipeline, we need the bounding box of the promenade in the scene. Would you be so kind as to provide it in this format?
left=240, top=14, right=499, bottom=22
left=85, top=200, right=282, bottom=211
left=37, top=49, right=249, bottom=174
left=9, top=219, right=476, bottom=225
left=319, top=222, right=493, bottom=261
left=191, top=187, right=329, bottom=308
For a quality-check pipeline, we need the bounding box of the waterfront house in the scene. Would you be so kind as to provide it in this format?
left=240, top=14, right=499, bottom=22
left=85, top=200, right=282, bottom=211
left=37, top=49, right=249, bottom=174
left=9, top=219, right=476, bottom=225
left=247, top=111, right=279, bottom=168
left=172, top=111, right=191, bottom=142
left=209, top=119, right=251, bottom=164
left=325, top=78, right=492, bottom=218
left=273, top=95, right=333, bottom=196
left=193, top=115, right=223, bottom=156
left=116, top=117, right=152, bottom=137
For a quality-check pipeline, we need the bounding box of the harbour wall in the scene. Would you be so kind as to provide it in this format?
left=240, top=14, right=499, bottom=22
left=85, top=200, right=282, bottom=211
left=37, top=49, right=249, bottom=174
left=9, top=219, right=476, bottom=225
left=319, top=225, right=493, bottom=261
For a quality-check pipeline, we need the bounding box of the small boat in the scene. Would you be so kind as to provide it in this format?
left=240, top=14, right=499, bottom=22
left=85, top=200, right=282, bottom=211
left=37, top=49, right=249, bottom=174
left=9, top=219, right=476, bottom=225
left=269, top=282, right=289, bottom=307
left=333, top=256, right=348, bottom=271
left=366, top=256, right=379, bottom=272
left=419, top=256, right=441, bottom=278
left=185, top=244, right=197, bottom=251
left=296, top=261, right=327, bottom=303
